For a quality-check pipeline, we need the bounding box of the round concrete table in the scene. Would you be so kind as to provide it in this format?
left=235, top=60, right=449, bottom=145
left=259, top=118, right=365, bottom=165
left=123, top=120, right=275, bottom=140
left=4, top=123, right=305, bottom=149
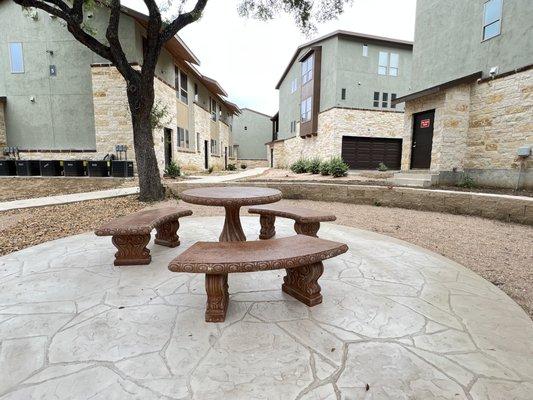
left=180, top=186, right=282, bottom=242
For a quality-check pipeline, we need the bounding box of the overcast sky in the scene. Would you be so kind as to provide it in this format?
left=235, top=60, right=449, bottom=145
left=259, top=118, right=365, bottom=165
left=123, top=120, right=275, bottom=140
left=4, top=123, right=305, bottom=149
left=125, top=0, right=417, bottom=115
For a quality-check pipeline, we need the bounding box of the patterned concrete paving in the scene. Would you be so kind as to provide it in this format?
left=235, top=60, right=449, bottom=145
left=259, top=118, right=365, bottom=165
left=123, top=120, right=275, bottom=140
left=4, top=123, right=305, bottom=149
left=0, top=216, right=531, bottom=399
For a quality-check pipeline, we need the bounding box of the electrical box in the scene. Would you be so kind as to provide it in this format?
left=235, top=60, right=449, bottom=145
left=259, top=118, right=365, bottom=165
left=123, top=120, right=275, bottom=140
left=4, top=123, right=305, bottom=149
left=517, top=146, right=531, bottom=157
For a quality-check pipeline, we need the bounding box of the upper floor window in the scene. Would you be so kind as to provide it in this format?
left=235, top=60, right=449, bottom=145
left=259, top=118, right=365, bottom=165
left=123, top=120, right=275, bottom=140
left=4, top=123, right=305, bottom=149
left=378, top=51, right=399, bottom=76
left=373, top=91, right=380, bottom=107
left=291, top=78, right=298, bottom=93
left=378, top=52, right=388, bottom=75
left=9, top=42, right=24, bottom=74
left=301, top=55, right=314, bottom=85
left=194, top=83, right=199, bottom=102
left=389, top=53, right=399, bottom=76
left=209, top=98, right=217, bottom=121
left=341, top=88, right=346, bottom=100
left=177, top=127, right=189, bottom=148
left=382, top=92, right=389, bottom=108
left=300, top=97, right=312, bottom=122
left=179, top=71, right=188, bottom=103
left=362, top=44, right=368, bottom=57
left=483, top=0, right=502, bottom=40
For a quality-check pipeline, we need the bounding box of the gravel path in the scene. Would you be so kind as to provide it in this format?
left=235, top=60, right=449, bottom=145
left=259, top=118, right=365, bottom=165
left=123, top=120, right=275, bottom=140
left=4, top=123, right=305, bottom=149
left=0, top=196, right=531, bottom=319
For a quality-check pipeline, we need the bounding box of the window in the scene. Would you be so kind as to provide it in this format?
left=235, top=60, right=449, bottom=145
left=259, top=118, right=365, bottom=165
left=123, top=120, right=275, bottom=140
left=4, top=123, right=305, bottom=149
left=382, top=92, right=388, bottom=108
left=389, top=53, right=399, bottom=76
left=196, top=132, right=201, bottom=152
left=301, top=54, right=314, bottom=84
left=391, top=93, right=397, bottom=109
left=210, top=139, right=218, bottom=154
left=179, top=71, right=188, bottom=103
left=244, top=126, right=248, bottom=131
left=362, top=44, right=368, bottom=57
left=177, top=127, right=189, bottom=148
left=290, top=120, right=297, bottom=133
left=209, top=98, right=217, bottom=121
left=378, top=51, right=388, bottom=75
left=373, top=91, right=380, bottom=107
left=300, top=97, right=312, bottom=122
left=194, top=83, right=199, bottom=102
left=9, top=42, right=24, bottom=74
left=341, top=88, right=346, bottom=100
left=291, top=78, right=298, bottom=93
left=483, top=0, right=502, bottom=40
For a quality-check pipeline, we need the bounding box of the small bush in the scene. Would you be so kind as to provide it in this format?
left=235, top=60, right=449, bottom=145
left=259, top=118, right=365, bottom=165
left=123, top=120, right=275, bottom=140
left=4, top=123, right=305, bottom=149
left=226, top=163, right=236, bottom=171
left=290, top=159, right=308, bottom=174
left=308, top=158, right=321, bottom=174
left=457, top=173, right=476, bottom=188
left=329, top=157, right=349, bottom=178
left=319, top=160, right=331, bottom=176
left=377, top=162, right=388, bottom=172
left=208, top=166, right=214, bottom=174
left=164, top=162, right=181, bottom=178
left=240, top=163, right=247, bottom=169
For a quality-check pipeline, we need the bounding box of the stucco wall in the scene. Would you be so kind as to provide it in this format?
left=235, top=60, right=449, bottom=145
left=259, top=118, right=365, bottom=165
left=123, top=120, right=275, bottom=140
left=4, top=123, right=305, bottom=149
left=232, top=109, right=271, bottom=160
left=269, top=107, right=404, bottom=168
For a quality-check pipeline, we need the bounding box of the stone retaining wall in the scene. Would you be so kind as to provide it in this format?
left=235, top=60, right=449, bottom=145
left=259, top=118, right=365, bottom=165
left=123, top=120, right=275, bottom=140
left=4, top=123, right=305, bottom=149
left=168, top=181, right=532, bottom=225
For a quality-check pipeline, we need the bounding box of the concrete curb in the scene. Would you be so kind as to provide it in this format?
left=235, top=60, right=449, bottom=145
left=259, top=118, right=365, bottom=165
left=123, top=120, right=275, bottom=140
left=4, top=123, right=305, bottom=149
left=167, top=181, right=533, bottom=225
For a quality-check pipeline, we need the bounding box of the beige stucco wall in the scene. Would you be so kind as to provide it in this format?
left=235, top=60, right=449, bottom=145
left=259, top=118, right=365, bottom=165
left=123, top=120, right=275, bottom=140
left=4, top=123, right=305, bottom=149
left=268, top=107, right=404, bottom=168
left=0, top=102, right=6, bottom=147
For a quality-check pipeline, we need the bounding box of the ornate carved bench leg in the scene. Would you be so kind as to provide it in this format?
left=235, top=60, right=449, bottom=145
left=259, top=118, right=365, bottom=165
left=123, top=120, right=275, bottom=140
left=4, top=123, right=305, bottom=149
left=282, top=262, right=324, bottom=306
left=294, top=221, right=321, bottom=237
left=259, top=215, right=276, bottom=240
left=155, top=220, right=181, bottom=247
left=205, top=273, right=229, bottom=322
left=111, top=234, right=151, bottom=266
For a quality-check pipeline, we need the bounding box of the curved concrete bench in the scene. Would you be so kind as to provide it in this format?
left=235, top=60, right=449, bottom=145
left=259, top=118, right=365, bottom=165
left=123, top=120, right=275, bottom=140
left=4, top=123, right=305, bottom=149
left=95, top=207, right=192, bottom=266
left=248, top=204, right=336, bottom=238
left=168, top=235, right=348, bottom=322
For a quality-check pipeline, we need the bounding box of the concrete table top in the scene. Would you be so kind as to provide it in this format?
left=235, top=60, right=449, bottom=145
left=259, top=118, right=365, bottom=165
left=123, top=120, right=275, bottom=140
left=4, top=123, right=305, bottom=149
left=0, top=216, right=531, bottom=399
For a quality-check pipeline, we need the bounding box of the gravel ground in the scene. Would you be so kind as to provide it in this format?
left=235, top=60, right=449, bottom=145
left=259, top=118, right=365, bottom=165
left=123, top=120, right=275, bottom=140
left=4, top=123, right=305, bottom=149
left=0, top=196, right=531, bottom=319
left=0, top=177, right=138, bottom=202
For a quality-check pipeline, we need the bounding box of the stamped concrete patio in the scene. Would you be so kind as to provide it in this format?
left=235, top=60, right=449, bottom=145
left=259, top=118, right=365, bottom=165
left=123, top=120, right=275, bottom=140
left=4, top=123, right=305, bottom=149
left=0, top=216, right=532, bottom=399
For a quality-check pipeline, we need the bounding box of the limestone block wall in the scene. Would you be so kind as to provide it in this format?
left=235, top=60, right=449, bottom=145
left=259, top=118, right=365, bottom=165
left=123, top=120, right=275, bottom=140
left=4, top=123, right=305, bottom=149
left=269, top=107, right=404, bottom=168
left=0, top=102, right=6, bottom=148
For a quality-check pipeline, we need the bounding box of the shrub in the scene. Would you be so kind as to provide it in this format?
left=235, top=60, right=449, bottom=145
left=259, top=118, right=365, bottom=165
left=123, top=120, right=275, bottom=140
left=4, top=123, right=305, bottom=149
left=457, top=173, right=476, bottom=188
left=319, top=160, right=331, bottom=176
left=240, top=163, right=247, bottom=169
left=226, top=163, right=236, bottom=171
left=377, top=162, right=388, bottom=172
left=308, top=158, right=321, bottom=174
left=290, top=159, right=308, bottom=174
left=329, top=157, right=349, bottom=178
left=164, top=162, right=181, bottom=178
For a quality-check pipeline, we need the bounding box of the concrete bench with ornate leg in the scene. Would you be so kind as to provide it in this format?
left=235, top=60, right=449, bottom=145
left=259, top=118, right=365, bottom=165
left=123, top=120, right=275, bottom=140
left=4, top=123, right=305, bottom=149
left=168, top=235, right=348, bottom=322
left=95, top=207, right=192, bottom=266
left=248, top=204, right=336, bottom=239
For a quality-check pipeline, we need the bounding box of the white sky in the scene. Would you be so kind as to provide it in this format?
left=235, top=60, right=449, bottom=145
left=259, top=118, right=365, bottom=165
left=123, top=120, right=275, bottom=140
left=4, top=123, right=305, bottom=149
left=125, top=0, right=417, bottom=115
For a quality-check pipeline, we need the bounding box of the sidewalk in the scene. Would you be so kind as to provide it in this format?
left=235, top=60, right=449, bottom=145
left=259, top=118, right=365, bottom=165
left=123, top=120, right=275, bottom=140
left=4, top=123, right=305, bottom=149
left=186, top=167, right=268, bottom=183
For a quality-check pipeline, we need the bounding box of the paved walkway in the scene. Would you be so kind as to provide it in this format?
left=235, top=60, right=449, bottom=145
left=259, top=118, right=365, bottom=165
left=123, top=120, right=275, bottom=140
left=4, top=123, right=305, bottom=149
left=0, top=217, right=531, bottom=399
left=186, top=167, right=268, bottom=183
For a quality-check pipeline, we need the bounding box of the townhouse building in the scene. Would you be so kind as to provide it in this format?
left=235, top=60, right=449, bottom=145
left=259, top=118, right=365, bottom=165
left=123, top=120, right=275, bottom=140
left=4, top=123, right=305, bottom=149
left=231, top=108, right=272, bottom=167
left=394, top=0, right=532, bottom=188
left=268, top=30, right=413, bottom=170
left=0, top=2, right=240, bottom=173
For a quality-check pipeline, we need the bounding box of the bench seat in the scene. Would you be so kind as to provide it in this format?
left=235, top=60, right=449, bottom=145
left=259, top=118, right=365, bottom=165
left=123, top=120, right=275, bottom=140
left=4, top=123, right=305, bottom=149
left=95, top=207, right=192, bottom=266
left=248, top=204, right=336, bottom=238
left=168, top=235, right=348, bottom=322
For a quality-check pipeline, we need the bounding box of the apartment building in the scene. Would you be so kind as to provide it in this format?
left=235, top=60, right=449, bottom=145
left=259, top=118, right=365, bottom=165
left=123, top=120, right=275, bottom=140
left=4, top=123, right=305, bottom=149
left=0, top=2, right=240, bottom=172
left=231, top=108, right=272, bottom=167
left=394, top=0, right=532, bottom=188
left=268, top=30, right=413, bottom=170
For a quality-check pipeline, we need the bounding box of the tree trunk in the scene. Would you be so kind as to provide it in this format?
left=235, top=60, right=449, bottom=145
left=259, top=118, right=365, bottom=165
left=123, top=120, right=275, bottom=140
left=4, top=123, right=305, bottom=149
left=128, top=79, right=165, bottom=202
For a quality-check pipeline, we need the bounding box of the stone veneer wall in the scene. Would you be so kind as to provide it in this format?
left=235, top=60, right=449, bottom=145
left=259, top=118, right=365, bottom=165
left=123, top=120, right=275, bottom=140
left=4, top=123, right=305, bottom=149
left=0, top=102, right=6, bottom=148
left=269, top=107, right=404, bottom=168
left=402, top=68, right=532, bottom=188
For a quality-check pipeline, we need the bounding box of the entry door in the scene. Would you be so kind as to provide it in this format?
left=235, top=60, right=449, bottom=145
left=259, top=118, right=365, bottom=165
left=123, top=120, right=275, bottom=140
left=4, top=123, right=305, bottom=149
left=164, top=128, right=172, bottom=169
left=204, top=140, right=209, bottom=169
left=411, top=110, right=434, bottom=169
left=224, top=147, right=228, bottom=169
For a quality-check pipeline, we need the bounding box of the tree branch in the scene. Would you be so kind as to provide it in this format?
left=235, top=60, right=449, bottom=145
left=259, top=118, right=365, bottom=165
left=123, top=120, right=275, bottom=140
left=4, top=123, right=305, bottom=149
left=105, top=0, right=136, bottom=81
left=160, top=0, right=208, bottom=43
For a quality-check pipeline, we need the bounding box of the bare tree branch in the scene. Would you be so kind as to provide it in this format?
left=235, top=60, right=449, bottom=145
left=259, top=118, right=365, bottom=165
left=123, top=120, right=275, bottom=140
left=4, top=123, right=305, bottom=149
left=160, top=0, right=208, bottom=43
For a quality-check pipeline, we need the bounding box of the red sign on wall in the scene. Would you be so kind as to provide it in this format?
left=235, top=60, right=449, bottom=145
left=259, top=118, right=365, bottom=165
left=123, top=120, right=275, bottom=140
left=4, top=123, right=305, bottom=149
left=420, top=119, right=431, bottom=128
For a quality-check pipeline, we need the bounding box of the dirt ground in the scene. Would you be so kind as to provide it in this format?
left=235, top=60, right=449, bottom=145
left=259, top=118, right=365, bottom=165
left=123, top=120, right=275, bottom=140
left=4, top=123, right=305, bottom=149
left=0, top=177, right=138, bottom=202
left=0, top=195, right=531, bottom=319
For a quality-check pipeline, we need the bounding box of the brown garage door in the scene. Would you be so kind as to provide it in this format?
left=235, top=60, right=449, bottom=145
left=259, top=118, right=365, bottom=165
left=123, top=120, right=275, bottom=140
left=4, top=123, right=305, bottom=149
left=341, top=136, right=402, bottom=170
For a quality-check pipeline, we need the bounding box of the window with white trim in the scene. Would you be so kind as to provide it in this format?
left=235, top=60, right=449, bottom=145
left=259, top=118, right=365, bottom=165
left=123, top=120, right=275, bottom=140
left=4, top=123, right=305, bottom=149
left=209, top=98, right=217, bottom=121
left=389, top=53, right=399, bottom=76
left=300, top=97, right=312, bottom=122
left=301, top=54, right=314, bottom=85
left=378, top=51, right=399, bottom=76
left=378, top=51, right=388, bottom=75
left=9, top=42, right=24, bottom=74
left=362, top=44, right=368, bottom=57
left=291, top=78, right=298, bottom=93
left=483, top=0, right=503, bottom=40
left=194, top=83, right=199, bottom=102
left=177, top=127, right=189, bottom=148
left=175, top=68, right=188, bottom=103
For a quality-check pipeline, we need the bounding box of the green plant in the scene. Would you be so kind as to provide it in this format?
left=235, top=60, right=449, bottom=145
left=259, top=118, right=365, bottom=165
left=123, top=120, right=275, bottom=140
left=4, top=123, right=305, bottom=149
left=319, top=160, right=331, bottom=176
left=290, top=159, right=308, bottom=174
left=208, top=166, right=214, bottom=174
left=164, top=161, right=180, bottom=178
left=149, top=100, right=170, bottom=130
left=457, top=173, right=476, bottom=188
left=329, top=157, right=349, bottom=178
left=226, top=163, right=236, bottom=171
left=308, top=157, right=321, bottom=174
left=377, top=162, right=388, bottom=172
